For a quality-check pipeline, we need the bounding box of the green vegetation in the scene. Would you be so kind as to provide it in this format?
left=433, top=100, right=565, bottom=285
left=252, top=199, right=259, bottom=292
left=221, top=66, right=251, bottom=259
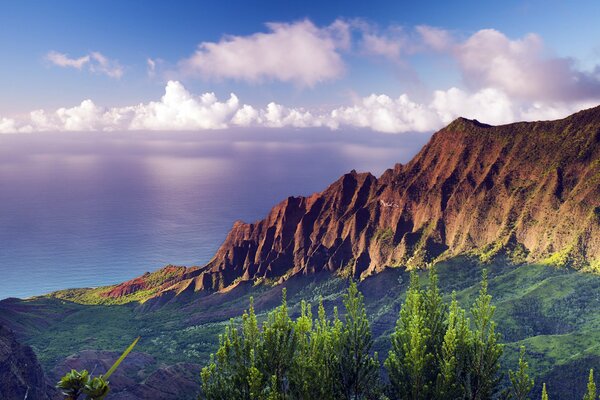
left=201, top=283, right=380, bottom=399
left=200, top=269, right=573, bottom=399
left=5, top=258, right=600, bottom=398
left=506, top=346, right=535, bottom=400
left=583, top=369, right=596, bottom=400
left=374, top=228, right=394, bottom=246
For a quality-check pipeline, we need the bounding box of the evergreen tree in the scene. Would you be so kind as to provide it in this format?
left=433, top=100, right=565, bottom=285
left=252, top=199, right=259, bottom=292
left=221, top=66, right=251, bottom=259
left=507, top=346, right=534, bottom=400
left=307, top=300, right=339, bottom=399
left=201, top=298, right=263, bottom=400
left=386, top=272, right=433, bottom=400
left=260, top=289, right=297, bottom=397
left=337, top=280, right=380, bottom=400
left=423, top=267, right=448, bottom=392
left=583, top=369, right=596, bottom=400
left=541, top=383, right=549, bottom=400
left=469, top=269, right=503, bottom=400
left=436, top=292, right=472, bottom=399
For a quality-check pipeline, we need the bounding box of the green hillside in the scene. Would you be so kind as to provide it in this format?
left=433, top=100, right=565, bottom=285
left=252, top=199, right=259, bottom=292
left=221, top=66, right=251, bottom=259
left=2, top=258, right=599, bottom=399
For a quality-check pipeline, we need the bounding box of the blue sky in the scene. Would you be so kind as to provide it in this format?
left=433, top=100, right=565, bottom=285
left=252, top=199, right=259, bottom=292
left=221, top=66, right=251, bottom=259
left=1, top=0, right=600, bottom=133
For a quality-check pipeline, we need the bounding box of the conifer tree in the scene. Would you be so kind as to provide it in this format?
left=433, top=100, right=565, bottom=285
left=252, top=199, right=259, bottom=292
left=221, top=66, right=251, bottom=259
left=436, top=292, right=472, bottom=399
left=337, top=280, right=380, bottom=400
left=307, top=300, right=339, bottom=399
left=541, top=383, right=549, bottom=400
left=386, top=272, right=433, bottom=400
left=470, top=269, right=503, bottom=400
left=507, top=346, right=534, bottom=400
left=423, top=267, right=448, bottom=390
left=201, top=298, right=263, bottom=399
left=583, top=369, right=596, bottom=400
left=289, top=300, right=313, bottom=399
left=260, top=289, right=297, bottom=397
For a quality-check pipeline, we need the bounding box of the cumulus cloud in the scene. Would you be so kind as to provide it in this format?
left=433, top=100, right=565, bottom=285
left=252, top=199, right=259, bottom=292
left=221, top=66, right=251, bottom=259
left=179, top=20, right=348, bottom=86
left=0, top=117, right=19, bottom=134
left=128, top=81, right=240, bottom=130
left=1, top=81, right=595, bottom=135
left=417, top=27, right=600, bottom=102
left=46, top=50, right=123, bottom=78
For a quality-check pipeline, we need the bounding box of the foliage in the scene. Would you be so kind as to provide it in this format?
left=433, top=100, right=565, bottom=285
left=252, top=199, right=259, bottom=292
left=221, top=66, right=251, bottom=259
left=337, top=281, right=380, bottom=399
left=56, top=337, right=139, bottom=400
left=201, top=283, right=379, bottom=400
left=541, top=383, right=548, bottom=400
left=583, top=369, right=596, bottom=400
left=11, top=260, right=600, bottom=399
left=384, top=268, right=504, bottom=399
left=505, top=346, right=534, bottom=399
left=470, top=269, right=504, bottom=399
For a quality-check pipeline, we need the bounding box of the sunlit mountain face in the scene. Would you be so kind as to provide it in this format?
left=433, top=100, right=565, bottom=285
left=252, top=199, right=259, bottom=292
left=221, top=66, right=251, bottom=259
left=2, top=1, right=600, bottom=399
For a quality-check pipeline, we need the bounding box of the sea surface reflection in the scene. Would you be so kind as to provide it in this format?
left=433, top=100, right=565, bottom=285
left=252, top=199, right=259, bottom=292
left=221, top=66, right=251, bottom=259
left=0, top=128, right=428, bottom=298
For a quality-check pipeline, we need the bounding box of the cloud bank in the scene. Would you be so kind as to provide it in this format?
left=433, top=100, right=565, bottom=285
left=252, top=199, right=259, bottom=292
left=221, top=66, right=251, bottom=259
left=1, top=81, right=595, bottom=134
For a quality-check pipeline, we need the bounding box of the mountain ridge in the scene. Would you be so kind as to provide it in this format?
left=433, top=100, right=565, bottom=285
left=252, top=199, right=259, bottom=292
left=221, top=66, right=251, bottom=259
left=49, top=106, right=600, bottom=305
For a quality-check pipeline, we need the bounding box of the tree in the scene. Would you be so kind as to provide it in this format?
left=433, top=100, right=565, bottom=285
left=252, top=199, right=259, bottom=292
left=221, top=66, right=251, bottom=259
left=423, top=267, right=448, bottom=392
left=260, top=290, right=297, bottom=397
left=436, top=292, right=472, bottom=399
left=583, top=369, right=596, bottom=400
left=386, top=272, right=433, bottom=400
left=201, top=283, right=379, bottom=400
left=337, top=280, right=380, bottom=399
left=469, top=269, right=503, bottom=400
left=201, top=299, right=264, bottom=399
left=541, top=383, right=549, bottom=400
left=507, top=346, right=534, bottom=400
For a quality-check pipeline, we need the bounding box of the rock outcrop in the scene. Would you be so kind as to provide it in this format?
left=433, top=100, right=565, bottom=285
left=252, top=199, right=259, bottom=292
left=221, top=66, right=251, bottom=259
left=0, top=324, right=57, bottom=400
left=86, top=106, right=600, bottom=302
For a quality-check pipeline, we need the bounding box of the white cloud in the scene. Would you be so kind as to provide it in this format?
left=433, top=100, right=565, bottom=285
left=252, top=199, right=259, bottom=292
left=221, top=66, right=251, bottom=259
left=327, top=94, right=440, bottom=133
left=431, top=87, right=515, bottom=125
left=416, top=25, right=453, bottom=52
left=0, top=117, right=19, bottom=134
left=417, top=27, right=600, bottom=102
left=46, top=50, right=123, bottom=78
left=128, top=81, right=240, bottom=130
left=88, top=52, right=123, bottom=78
left=46, top=51, right=90, bottom=69
left=361, top=33, right=403, bottom=60
left=179, top=20, right=347, bottom=86
left=0, top=81, right=595, bottom=135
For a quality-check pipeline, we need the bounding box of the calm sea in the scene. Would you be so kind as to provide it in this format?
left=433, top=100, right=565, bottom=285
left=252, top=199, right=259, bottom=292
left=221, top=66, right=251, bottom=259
left=0, top=128, right=428, bottom=299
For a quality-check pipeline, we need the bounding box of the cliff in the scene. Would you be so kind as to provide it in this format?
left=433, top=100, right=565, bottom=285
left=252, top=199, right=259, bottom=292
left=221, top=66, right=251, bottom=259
left=67, top=106, right=600, bottom=302
left=0, top=324, right=57, bottom=399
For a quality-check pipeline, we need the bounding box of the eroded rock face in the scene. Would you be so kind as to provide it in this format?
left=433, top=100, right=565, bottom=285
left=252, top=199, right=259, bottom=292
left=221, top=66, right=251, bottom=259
left=0, top=324, right=56, bottom=400
left=150, top=107, right=599, bottom=296
left=79, top=107, right=600, bottom=303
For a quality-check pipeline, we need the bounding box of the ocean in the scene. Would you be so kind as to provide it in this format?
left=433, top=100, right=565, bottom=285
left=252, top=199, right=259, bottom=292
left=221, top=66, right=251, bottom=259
left=0, top=128, right=428, bottom=299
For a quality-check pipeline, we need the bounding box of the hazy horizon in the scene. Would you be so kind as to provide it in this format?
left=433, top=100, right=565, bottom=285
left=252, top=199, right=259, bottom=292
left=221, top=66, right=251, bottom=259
left=0, top=128, right=428, bottom=299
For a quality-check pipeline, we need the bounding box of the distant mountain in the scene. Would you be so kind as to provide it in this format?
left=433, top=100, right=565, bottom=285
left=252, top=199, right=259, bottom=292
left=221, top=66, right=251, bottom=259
left=49, top=106, right=600, bottom=305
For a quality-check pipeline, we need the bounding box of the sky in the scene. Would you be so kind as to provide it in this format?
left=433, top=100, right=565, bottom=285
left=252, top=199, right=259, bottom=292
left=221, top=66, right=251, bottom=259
left=1, top=0, right=600, bottom=134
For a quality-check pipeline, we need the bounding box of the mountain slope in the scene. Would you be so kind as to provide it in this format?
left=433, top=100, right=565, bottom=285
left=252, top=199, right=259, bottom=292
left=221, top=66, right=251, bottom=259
left=0, top=324, right=57, bottom=400
left=41, top=106, right=600, bottom=307
left=117, top=106, right=599, bottom=301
